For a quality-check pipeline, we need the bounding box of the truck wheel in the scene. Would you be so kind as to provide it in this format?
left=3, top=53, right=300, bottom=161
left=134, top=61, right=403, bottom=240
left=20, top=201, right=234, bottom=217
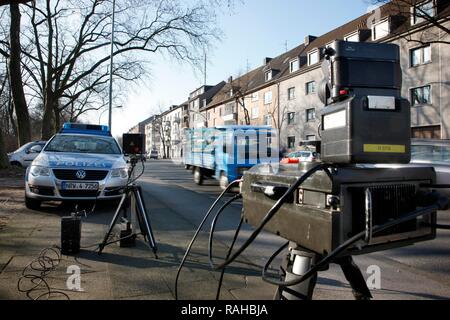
left=194, top=167, right=204, bottom=185
left=219, top=172, right=229, bottom=190
left=25, top=196, right=41, bottom=210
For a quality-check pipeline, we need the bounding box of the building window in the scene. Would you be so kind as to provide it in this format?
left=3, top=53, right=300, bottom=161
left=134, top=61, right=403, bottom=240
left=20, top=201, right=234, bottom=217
left=288, top=137, right=296, bottom=149
left=345, top=31, right=359, bottom=42
left=308, top=50, right=319, bottom=66
left=372, top=19, right=390, bottom=40
left=251, top=107, right=259, bottom=119
left=411, top=85, right=431, bottom=106
left=287, top=112, right=296, bottom=125
left=225, top=103, right=235, bottom=115
left=412, top=125, right=441, bottom=139
left=264, top=91, right=273, bottom=105
left=290, top=58, right=300, bottom=73
left=264, top=115, right=272, bottom=126
left=265, top=70, right=273, bottom=82
left=306, top=135, right=316, bottom=141
left=288, top=87, right=296, bottom=100
left=306, top=81, right=316, bottom=95
left=412, top=0, right=435, bottom=25
left=306, top=108, right=316, bottom=122
left=410, top=45, right=431, bottom=67
left=251, top=92, right=259, bottom=102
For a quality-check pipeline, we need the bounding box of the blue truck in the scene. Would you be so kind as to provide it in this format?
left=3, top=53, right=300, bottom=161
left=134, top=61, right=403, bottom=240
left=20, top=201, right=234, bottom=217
left=183, top=126, right=277, bottom=189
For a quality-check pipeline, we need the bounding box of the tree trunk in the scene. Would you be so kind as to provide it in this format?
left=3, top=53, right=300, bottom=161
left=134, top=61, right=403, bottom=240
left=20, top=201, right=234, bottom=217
left=0, top=131, right=10, bottom=169
left=9, top=3, right=31, bottom=147
left=41, top=91, right=56, bottom=139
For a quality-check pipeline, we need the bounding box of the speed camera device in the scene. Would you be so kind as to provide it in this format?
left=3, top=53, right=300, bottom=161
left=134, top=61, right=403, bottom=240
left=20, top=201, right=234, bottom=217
left=242, top=41, right=437, bottom=256
left=123, top=133, right=145, bottom=155
left=318, top=40, right=411, bottom=164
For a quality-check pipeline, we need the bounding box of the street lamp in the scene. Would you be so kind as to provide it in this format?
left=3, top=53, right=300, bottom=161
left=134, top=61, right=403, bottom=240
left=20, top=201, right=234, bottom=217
left=99, top=105, right=123, bottom=125
left=108, top=0, right=116, bottom=131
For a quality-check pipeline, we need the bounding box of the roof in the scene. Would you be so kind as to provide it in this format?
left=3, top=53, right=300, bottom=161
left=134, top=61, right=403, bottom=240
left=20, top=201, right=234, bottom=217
left=204, top=0, right=450, bottom=110
left=206, top=43, right=307, bottom=109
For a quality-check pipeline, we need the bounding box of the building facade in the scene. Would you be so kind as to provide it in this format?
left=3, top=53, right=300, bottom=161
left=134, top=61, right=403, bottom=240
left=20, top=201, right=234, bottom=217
left=132, top=0, right=449, bottom=158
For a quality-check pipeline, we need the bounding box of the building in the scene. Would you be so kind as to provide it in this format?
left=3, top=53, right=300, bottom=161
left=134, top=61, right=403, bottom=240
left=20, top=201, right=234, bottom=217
left=132, top=0, right=449, bottom=158
left=207, top=0, right=450, bottom=152
left=186, top=82, right=226, bottom=129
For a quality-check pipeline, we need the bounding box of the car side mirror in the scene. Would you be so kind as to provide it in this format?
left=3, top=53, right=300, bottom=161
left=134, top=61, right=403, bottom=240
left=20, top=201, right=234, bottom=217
left=29, top=146, right=43, bottom=154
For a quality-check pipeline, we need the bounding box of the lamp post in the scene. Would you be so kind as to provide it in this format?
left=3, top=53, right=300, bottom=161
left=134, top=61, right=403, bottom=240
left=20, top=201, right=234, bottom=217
left=108, top=0, right=116, bottom=131
left=99, top=105, right=123, bottom=125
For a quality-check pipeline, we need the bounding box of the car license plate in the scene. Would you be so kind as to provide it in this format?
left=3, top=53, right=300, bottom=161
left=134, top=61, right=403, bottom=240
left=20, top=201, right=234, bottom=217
left=61, top=182, right=99, bottom=191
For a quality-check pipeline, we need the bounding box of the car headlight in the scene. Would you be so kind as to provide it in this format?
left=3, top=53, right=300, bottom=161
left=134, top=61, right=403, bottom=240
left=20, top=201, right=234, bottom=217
left=111, top=168, right=129, bottom=179
left=29, top=166, right=50, bottom=177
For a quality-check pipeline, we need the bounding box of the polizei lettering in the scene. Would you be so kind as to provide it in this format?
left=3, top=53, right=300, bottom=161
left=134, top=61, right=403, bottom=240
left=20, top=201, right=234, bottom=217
left=226, top=304, right=268, bottom=317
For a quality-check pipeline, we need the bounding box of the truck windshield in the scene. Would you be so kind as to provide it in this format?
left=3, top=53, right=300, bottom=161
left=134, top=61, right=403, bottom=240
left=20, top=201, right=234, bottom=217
left=45, top=135, right=121, bottom=155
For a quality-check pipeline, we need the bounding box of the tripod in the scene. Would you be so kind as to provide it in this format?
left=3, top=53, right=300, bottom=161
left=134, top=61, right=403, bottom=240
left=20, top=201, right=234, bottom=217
left=275, top=246, right=372, bottom=300
left=98, top=159, right=158, bottom=257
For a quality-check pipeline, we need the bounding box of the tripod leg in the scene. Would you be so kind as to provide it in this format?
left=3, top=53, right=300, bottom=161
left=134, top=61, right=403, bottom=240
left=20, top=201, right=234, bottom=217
left=335, top=256, right=373, bottom=300
left=278, top=247, right=318, bottom=300
left=98, top=193, right=128, bottom=255
left=134, top=186, right=158, bottom=257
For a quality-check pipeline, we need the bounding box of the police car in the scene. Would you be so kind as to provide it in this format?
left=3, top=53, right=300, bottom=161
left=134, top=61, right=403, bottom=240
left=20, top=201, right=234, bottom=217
left=25, top=124, right=129, bottom=210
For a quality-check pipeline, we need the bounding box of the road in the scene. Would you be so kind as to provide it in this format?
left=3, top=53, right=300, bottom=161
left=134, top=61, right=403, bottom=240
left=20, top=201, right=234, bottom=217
left=138, top=160, right=450, bottom=300
left=1, top=160, right=449, bottom=300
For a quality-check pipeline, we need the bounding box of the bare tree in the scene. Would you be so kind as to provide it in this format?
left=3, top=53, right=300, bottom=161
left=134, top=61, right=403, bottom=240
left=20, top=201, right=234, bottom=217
left=0, top=3, right=32, bottom=146
left=9, top=0, right=223, bottom=139
left=369, top=0, right=449, bottom=45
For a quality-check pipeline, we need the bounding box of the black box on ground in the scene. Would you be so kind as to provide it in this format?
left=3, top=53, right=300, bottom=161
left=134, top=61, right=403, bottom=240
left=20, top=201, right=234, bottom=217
left=61, top=216, right=82, bottom=255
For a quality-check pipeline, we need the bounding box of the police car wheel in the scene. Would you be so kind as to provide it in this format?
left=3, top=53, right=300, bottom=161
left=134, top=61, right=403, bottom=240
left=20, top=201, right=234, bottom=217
left=194, top=167, right=203, bottom=185
left=10, top=161, right=22, bottom=167
left=219, top=173, right=229, bottom=190
left=25, top=196, right=41, bottom=210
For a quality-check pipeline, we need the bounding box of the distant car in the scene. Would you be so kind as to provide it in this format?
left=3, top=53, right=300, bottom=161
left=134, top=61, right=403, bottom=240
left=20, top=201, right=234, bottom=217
left=8, top=141, right=47, bottom=168
left=359, top=139, right=450, bottom=200
left=281, top=151, right=320, bottom=164
left=411, top=139, right=450, bottom=198
left=149, top=150, right=159, bottom=160
left=25, top=124, right=129, bottom=210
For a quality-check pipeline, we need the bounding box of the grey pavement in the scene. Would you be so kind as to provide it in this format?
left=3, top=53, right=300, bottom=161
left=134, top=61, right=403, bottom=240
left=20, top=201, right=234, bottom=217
left=0, top=160, right=449, bottom=300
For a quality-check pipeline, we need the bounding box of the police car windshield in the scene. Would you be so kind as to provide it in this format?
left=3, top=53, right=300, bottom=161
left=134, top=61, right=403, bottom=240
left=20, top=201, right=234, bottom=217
left=45, top=135, right=121, bottom=155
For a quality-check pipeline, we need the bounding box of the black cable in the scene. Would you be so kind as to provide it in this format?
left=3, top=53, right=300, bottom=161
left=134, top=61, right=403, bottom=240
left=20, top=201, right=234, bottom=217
left=213, top=163, right=331, bottom=271
left=422, top=222, right=450, bottom=230
left=215, top=216, right=244, bottom=300
left=262, top=204, right=439, bottom=287
left=17, top=246, right=70, bottom=300
left=208, top=194, right=242, bottom=269
left=174, top=180, right=242, bottom=300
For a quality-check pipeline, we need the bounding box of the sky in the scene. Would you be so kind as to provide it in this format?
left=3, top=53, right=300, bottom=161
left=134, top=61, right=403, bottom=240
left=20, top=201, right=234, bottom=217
left=93, top=0, right=374, bottom=137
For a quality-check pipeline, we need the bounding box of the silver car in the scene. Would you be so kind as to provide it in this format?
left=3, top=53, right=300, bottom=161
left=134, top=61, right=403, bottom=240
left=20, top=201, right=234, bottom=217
left=8, top=141, right=47, bottom=168
left=25, top=124, right=129, bottom=210
left=410, top=139, right=450, bottom=198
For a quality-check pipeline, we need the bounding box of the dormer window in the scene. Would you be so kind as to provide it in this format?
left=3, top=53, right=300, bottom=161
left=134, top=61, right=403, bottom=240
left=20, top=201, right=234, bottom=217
left=290, top=58, right=300, bottom=73
left=412, top=0, right=435, bottom=25
left=230, top=88, right=234, bottom=97
left=308, top=50, right=319, bottom=66
left=265, top=70, right=273, bottom=82
left=372, top=18, right=390, bottom=40
left=345, top=31, right=359, bottom=42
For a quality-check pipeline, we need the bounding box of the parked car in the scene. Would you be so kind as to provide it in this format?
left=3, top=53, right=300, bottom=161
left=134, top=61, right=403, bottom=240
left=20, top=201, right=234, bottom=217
left=149, top=149, right=159, bottom=160
left=281, top=151, right=320, bottom=164
left=8, top=141, right=47, bottom=168
left=359, top=139, right=450, bottom=200
left=411, top=139, right=450, bottom=199
left=25, top=123, right=129, bottom=210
